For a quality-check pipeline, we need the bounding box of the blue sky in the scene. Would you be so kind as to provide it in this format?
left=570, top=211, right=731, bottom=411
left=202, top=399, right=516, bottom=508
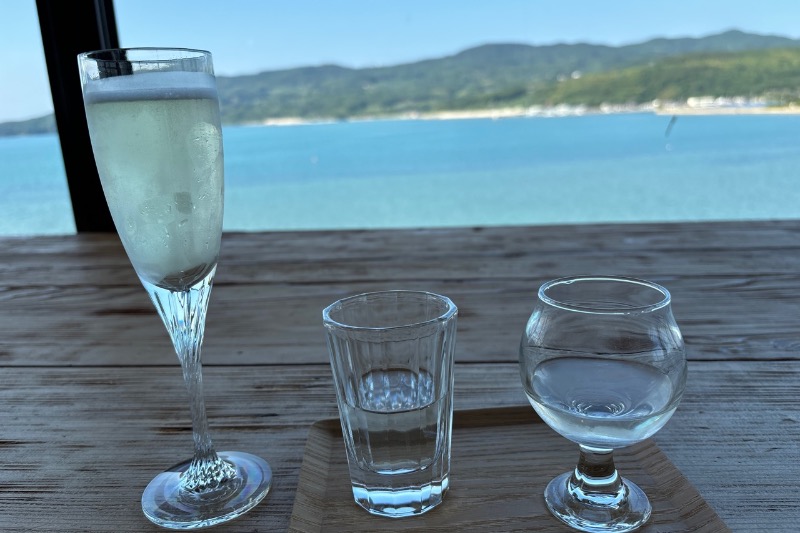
left=2, top=0, right=800, bottom=122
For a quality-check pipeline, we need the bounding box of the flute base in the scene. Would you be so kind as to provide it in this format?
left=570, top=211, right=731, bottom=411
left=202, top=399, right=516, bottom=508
left=142, top=451, right=272, bottom=530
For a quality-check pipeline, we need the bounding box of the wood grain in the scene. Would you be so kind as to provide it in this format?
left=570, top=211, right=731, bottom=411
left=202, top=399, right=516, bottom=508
left=0, top=220, right=799, bottom=288
left=0, top=362, right=797, bottom=532
left=1, top=221, right=800, bottom=366
left=289, top=407, right=728, bottom=532
left=0, top=221, right=798, bottom=531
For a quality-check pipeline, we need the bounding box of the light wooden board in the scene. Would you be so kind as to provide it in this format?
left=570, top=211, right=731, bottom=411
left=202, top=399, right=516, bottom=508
left=289, top=407, right=729, bottom=532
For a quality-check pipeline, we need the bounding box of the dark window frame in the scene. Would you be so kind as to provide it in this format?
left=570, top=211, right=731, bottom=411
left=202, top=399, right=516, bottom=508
left=36, top=0, right=117, bottom=232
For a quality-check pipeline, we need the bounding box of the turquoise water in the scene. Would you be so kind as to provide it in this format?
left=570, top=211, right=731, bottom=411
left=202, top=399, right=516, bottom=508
left=0, top=134, right=74, bottom=235
left=1, top=113, right=799, bottom=235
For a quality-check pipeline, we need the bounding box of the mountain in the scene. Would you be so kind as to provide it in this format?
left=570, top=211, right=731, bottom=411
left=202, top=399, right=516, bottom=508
left=215, top=29, right=800, bottom=121
left=533, top=47, right=800, bottom=106
left=0, top=114, right=56, bottom=137
left=2, top=30, right=800, bottom=136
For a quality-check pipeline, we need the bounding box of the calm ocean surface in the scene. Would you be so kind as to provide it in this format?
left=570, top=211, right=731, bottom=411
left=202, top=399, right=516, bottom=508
left=1, top=112, right=799, bottom=236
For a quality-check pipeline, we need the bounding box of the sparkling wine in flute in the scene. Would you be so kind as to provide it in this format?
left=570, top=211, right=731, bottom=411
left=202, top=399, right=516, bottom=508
left=79, top=48, right=271, bottom=530
left=82, top=70, right=224, bottom=290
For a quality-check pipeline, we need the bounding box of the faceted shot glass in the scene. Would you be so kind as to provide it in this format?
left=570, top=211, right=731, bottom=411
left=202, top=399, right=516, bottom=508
left=322, top=290, right=458, bottom=518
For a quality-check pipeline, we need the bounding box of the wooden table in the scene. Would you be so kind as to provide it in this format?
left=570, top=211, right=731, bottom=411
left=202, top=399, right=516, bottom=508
left=1, top=220, right=798, bottom=532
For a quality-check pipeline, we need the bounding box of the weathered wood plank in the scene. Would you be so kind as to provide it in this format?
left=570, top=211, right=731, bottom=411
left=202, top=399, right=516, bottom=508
left=0, top=273, right=798, bottom=365
left=2, top=219, right=799, bottom=260
left=0, top=220, right=798, bottom=288
left=0, top=361, right=796, bottom=532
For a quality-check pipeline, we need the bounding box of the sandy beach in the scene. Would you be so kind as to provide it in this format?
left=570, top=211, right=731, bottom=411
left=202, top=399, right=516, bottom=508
left=252, top=107, right=530, bottom=126
left=251, top=103, right=800, bottom=127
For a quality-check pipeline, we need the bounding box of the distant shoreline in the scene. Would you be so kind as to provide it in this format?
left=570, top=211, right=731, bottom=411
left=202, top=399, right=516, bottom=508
left=4, top=103, right=800, bottom=138
left=654, top=105, right=800, bottom=115
left=251, top=104, right=800, bottom=127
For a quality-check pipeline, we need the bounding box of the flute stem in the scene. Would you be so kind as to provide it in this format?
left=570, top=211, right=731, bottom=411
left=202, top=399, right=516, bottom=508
left=142, top=266, right=235, bottom=492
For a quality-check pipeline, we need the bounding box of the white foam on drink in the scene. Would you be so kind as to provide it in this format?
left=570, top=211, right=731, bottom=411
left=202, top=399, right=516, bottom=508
left=83, top=71, right=218, bottom=104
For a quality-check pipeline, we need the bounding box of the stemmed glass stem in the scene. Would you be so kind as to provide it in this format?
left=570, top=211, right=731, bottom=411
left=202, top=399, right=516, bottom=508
left=544, top=443, right=651, bottom=531
left=569, top=446, right=625, bottom=507
left=143, top=266, right=235, bottom=492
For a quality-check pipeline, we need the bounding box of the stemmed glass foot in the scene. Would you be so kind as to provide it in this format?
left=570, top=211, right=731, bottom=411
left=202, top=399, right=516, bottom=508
left=544, top=470, right=650, bottom=533
left=142, top=451, right=272, bottom=530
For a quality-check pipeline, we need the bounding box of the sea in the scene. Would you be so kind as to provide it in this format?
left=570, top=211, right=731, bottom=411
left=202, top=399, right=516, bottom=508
left=1, top=112, right=799, bottom=236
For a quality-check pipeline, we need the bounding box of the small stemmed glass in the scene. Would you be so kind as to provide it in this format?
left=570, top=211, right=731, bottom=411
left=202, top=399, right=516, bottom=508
left=519, top=276, right=687, bottom=532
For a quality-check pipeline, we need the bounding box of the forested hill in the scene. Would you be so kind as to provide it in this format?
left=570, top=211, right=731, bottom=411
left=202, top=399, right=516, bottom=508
left=3, top=30, right=800, bottom=136
left=534, top=47, right=800, bottom=106
left=215, top=30, right=800, bottom=121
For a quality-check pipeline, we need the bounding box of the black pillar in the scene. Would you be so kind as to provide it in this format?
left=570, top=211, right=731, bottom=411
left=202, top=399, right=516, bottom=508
left=36, top=0, right=118, bottom=232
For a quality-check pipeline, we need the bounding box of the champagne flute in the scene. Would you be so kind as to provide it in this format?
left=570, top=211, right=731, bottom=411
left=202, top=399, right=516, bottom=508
left=78, top=48, right=271, bottom=529
left=519, top=276, right=687, bottom=532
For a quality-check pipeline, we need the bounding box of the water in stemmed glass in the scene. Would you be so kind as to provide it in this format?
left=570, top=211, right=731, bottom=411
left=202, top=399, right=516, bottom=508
left=519, top=276, right=687, bottom=533
left=78, top=48, right=271, bottom=529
